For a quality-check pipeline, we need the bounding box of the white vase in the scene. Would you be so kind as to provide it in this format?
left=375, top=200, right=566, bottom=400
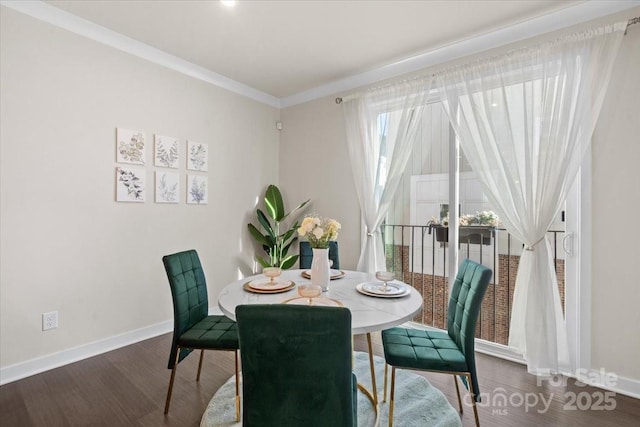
left=310, top=247, right=330, bottom=292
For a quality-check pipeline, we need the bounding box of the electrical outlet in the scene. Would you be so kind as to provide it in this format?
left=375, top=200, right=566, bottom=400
left=42, top=311, right=58, bottom=331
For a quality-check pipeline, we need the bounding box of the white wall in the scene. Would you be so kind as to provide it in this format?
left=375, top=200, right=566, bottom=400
left=591, top=16, right=640, bottom=381
left=0, top=7, right=279, bottom=371
left=279, top=98, right=361, bottom=269
left=280, top=8, right=640, bottom=385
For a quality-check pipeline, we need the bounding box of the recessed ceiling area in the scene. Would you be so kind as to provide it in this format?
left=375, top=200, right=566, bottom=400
left=44, top=0, right=588, bottom=99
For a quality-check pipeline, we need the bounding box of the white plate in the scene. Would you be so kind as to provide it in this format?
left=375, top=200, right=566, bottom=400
left=356, top=282, right=410, bottom=298
left=248, top=279, right=293, bottom=291
left=301, top=269, right=346, bottom=280
left=243, top=281, right=295, bottom=294
left=282, top=297, right=344, bottom=307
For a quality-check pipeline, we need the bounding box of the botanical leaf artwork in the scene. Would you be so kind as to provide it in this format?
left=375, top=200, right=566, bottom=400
left=156, top=171, right=179, bottom=203
left=154, top=135, right=179, bottom=168
left=116, top=167, right=145, bottom=202
left=116, top=128, right=146, bottom=165
left=187, top=175, right=208, bottom=204
left=187, top=140, right=208, bottom=171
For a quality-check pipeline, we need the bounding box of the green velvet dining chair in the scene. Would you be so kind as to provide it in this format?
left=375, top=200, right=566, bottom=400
left=236, top=304, right=357, bottom=427
left=299, top=241, right=340, bottom=269
left=381, top=259, right=492, bottom=427
left=162, top=249, right=240, bottom=418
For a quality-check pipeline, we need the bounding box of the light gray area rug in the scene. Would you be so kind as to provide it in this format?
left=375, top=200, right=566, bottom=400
left=200, top=351, right=462, bottom=427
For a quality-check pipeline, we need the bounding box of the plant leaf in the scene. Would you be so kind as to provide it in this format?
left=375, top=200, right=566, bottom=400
left=281, top=255, right=298, bottom=270
left=281, top=198, right=310, bottom=222
left=247, top=223, right=270, bottom=246
left=256, top=209, right=275, bottom=239
left=265, top=185, right=285, bottom=221
left=281, top=228, right=296, bottom=243
left=247, top=184, right=310, bottom=270
left=282, top=236, right=298, bottom=255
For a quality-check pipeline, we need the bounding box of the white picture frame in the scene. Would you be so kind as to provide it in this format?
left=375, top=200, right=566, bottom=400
left=187, top=175, right=208, bottom=204
left=155, top=171, right=179, bottom=203
left=154, top=135, right=179, bottom=168
left=116, top=128, right=146, bottom=165
left=116, top=166, right=146, bottom=202
left=187, top=140, right=208, bottom=171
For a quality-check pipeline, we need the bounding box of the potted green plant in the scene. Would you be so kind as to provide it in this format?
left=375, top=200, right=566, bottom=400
left=247, top=185, right=310, bottom=269
left=428, top=211, right=499, bottom=246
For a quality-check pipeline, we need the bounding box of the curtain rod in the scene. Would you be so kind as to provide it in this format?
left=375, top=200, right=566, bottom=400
left=335, top=16, right=639, bottom=105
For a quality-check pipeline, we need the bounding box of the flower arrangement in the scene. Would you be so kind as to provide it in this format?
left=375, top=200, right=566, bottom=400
left=297, top=216, right=341, bottom=249
left=429, top=210, right=500, bottom=227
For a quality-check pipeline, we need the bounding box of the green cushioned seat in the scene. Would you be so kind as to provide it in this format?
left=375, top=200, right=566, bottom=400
left=236, top=304, right=356, bottom=427
left=382, top=328, right=468, bottom=372
left=382, top=259, right=492, bottom=427
left=177, top=316, right=238, bottom=349
left=162, top=249, right=240, bottom=417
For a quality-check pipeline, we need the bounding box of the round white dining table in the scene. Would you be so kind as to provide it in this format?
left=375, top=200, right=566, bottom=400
left=217, top=269, right=423, bottom=335
left=218, top=268, right=423, bottom=413
left=218, top=270, right=422, bottom=412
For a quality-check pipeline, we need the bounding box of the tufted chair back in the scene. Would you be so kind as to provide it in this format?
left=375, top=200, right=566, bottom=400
left=236, top=304, right=356, bottom=427
left=163, top=249, right=209, bottom=368
left=446, top=258, right=492, bottom=398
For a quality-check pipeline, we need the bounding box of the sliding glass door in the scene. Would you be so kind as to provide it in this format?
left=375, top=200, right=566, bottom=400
left=383, top=100, right=586, bottom=371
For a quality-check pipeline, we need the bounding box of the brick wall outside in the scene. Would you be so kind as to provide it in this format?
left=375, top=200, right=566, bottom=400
left=386, top=245, right=565, bottom=345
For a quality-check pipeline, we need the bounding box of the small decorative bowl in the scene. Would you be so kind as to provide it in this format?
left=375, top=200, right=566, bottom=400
left=375, top=271, right=395, bottom=282
left=263, top=267, right=282, bottom=283
left=375, top=271, right=395, bottom=293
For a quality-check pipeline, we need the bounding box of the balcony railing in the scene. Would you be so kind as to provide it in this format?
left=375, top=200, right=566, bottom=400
left=381, top=224, right=565, bottom=345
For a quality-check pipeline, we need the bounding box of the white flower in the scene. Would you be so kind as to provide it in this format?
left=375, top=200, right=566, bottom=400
left=312, top=227, right=324, bottom=240
left=299, top=217, right=315, bottom=234
left=298, top=215, right=341, bottom=248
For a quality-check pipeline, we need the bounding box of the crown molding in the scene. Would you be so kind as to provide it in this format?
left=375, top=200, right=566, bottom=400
left=280, top=0, right=640, bottom=107
left=0, top=0, right=281, bottom=108
left=2, top=1, right=638, bottom=109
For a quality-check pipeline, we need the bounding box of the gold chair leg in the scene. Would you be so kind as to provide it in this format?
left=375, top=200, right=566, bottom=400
left=466, top=373, right=480, bottom=427
left=235, top=350, right=240, bottom=422
left=453, top=375, right=463, bottom=414
left=383, top=363, right=388, bottom=403
left=366, top=333, right=378, bottom=405
left=164, top=347, right=181, bottom=414
left=388, top=367, right=396, bottom=427
left=196, top=349, right=205, bottom=381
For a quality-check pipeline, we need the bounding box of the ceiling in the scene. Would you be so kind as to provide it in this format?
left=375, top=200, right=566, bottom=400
left=2, top=0, right=631, bottom=106
left=42, top=0, right=588, bottom=98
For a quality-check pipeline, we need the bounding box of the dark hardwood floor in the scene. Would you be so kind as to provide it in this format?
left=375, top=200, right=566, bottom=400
left=1, top=333, right=638, bottom=426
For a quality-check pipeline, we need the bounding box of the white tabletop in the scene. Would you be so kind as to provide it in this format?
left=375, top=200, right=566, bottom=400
left=217, top=269, right=423, bottom=335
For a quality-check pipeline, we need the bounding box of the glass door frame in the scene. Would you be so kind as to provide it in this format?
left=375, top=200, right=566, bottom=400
left=445, top=125, right=590, bottom=375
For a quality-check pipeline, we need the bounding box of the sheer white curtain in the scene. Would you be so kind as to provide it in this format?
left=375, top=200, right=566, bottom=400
left=342, top=79, right=432, bottom=272
left=437, top=23, right=625, bottom=374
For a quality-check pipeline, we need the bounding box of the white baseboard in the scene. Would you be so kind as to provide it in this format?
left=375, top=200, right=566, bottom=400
left=0, top=308, right=229, bottom=386
left=0, top=306, right=228, bottom=385
left=578, top=370, right=640, bottom=400
left=209, top=306, right=223, bottom=315
left=0, top=320, right=173, bottom=386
